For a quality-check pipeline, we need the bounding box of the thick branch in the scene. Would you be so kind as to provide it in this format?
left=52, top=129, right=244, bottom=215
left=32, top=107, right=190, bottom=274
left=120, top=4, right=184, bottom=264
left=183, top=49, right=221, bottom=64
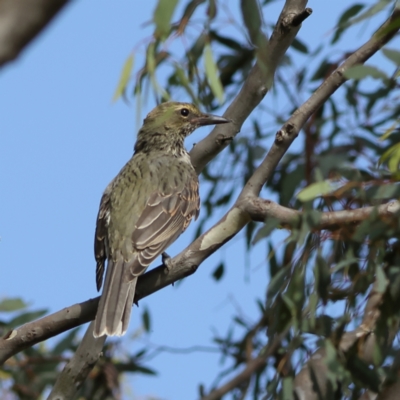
left=47, top=322, right=106, bottom=400
left=245, top=198, right=400, bottom=229
left=0, top=0, right=71, bottom=67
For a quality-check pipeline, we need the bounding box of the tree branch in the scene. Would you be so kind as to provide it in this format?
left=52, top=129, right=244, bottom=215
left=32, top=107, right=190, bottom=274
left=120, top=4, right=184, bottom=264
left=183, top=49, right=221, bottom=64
left=0, top=0, right=71, bottom=67
left=47, top=322, right=106, bottom=400
left=189, top=0, right=310, bottom=174
left=245, top=198, right=400, bottom=229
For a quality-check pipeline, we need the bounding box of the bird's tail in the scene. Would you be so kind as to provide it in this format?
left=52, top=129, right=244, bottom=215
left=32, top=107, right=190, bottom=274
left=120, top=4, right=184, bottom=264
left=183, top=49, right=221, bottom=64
left=93, top=256, right=137, bottom=338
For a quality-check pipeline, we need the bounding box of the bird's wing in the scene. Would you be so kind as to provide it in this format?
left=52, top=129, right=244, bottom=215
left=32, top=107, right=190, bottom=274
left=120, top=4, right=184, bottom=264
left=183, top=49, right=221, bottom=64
left=94, top=184, right=112, bottom=291
left=131, top=180, right=200, bottom=275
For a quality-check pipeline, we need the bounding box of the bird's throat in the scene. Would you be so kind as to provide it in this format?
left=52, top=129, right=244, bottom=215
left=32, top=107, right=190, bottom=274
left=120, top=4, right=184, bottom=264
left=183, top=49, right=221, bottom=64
left=134, top=132, right=187, bottom=158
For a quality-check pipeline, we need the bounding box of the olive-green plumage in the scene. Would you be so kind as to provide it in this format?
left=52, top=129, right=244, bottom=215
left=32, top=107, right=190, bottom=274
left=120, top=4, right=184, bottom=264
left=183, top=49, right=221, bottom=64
left=93, top=102, right=230, bottom=337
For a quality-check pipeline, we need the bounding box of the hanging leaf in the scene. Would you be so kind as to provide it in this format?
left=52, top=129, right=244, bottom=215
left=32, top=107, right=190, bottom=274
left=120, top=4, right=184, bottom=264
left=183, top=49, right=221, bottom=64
left=379, top=120, right=399, bottom=141
left=331, top=4, right=365, bottom=44
left=297, top=180, right=337, bottom=202
left=177, top=0, right=206, bottom=34
left=380, top=142, right=400, bottom=173
left=240, top=0, right=269, bottom=78
left=375, top=265, right=388, bottom=293
left=382, top=48, right=400, bottom=66
left=212, top=262, right=224, bottom=281
left=0, top=297, right=28, bottom=312
left=240, top=0, right=262, bottom=42
left=112, top=54, right=134, bottom=102
left=142, top=306, right=151, bottom=333
left=153, top=0, right=180, bottom=40
left=252, top=217, right=281, bottom=244
left=291, top=38, right=309, bottom=54
left=204, top=45, right=224, bottom=103
left=344, top=64, right=388, bottom=81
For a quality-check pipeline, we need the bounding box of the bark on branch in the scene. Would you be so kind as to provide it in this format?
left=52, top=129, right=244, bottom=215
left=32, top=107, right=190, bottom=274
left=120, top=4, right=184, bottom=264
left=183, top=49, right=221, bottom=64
left=0, top=0, right=71, bottom=67
left=245, top=198, right=400, bottom=229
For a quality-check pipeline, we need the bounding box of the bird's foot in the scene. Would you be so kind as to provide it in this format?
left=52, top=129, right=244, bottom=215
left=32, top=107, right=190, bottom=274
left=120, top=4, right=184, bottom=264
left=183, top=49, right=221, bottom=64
left=162, top=252, right=173, bottom=271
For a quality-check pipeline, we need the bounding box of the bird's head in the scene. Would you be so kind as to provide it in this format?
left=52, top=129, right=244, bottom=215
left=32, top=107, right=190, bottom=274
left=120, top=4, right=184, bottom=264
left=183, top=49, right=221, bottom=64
left=135, top=102, right=231, bottom=153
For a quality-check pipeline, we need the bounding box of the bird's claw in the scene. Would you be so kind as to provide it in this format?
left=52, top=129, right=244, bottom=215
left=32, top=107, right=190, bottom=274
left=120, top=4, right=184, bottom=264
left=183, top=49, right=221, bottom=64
left=162, top=252, right=173, bottom=271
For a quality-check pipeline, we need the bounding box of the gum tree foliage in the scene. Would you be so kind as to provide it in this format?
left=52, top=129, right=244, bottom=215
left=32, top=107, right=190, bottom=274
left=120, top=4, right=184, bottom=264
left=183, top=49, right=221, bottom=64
left=1, top=0, right=400, bottom=399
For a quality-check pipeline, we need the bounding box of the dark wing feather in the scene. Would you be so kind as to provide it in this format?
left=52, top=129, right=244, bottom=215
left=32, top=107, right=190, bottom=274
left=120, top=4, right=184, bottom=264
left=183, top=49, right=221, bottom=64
left=131, top=180, right=200, bottom=275
left=94, top=185, right=112, bottom=291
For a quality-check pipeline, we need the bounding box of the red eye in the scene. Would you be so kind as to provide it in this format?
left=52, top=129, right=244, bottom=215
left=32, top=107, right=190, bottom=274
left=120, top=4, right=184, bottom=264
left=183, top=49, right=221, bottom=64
left=180, top=108, right=189, bottom=117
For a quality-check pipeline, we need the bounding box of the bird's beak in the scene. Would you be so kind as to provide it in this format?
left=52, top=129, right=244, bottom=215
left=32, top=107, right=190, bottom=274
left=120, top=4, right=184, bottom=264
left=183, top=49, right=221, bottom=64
left=191, top=113, right=231, bottom=126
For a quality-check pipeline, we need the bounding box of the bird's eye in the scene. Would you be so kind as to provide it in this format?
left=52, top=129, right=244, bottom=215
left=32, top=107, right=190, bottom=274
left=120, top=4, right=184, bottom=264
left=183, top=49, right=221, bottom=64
left=180, top=108, right=189, bottom=117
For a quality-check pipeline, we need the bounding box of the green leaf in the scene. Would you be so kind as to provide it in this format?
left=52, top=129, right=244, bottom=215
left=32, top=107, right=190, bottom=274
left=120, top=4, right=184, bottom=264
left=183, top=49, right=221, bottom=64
left=135, top=365, right=157, bottom=375
left=375, top=265, right=388, bottom=293
left=241, top=0, right=262, bottom=43
left=382, top=48, right=400, bottom=66
left=380, top=142, right=400, bottom=173
left=297, top=180, right=337, bottom=202
left=281, top=376, right=294, bottom=400
left=142, top=307, right=151, bottom=333
left=240, top=0, right=270, bottom=79
left=344, top=64, right=388, bottom=81
left=112, top=54, right=134, bottom=102
left=153, top=0, right=180, bottom=40
left=286, top=265, right=305, bottom=308
left=177, top=0, right=206, bottom=33
left=252, top=217, right=281, bottom=244
left=331, top=4, right=365, bottom=44
left=368, top=183, right=400, bottom=199
left=332, top=256, right=359, bottom=273
left=315, top=254, right=331, bottom=304
left=212, top=262, right=224, bottom=281
left=53, top=328, right=79, bottom=355
left=268, top=242, right=278, bottom=278
left=208, top=0, right=217, bottom=20
left=0, top=298, right=28, bottom=312
left=266, top=265, right=291, bottom=307
left=379, top=120, right=399, bottom=141
left=291, top=38, right=309, bottom=54
left=348, top=0, right=392, bottom=28
left=204, top=45, right=224, bottom=103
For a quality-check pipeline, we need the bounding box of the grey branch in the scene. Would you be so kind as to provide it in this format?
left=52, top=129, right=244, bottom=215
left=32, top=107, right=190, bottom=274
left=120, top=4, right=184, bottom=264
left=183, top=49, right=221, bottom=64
left=47, top=322, right=106, bottom=400
left=245, top=198, right=400, bottom=229
left=189, top=0, right=309, bottom=174
left=0, top=0, right=71, bottom=67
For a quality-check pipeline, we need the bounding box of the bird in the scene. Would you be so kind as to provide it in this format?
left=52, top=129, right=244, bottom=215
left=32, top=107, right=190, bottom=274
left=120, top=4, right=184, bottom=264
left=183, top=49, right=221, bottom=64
left=93, top=102, right=231, bottom=337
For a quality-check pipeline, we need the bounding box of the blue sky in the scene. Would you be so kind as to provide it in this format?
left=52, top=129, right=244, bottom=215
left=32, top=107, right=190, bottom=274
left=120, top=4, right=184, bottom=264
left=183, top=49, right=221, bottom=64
left=1, top=1, right=397, bottom=399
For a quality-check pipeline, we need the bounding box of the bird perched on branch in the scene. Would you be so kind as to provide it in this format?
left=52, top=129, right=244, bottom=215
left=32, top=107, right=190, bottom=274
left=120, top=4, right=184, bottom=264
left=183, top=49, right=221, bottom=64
left=93, top=102, right=230, bottom=337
